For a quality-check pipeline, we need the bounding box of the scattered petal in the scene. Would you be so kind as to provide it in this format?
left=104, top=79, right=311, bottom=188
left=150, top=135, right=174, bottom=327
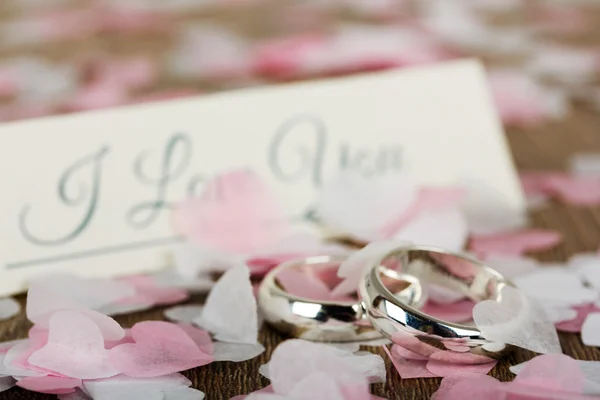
left=582, top=313, right=600, bottom=347
left=28, top=310, right=119, bottom=379
left=470, top=229, right=562, bottom=257
left=382, top=345, right=436, bottom=379
left=426, top=359, right=496, bottom=377
left=194, top=265, right=259, bottom=344
left=473, top=286, right=562, bottom=354
left=109, top=321, right=213, bottom=377
left=164, top=305, right=204, bottom=324
left=0, top=298, right=20, bottom=320
left=17, top=376, right=81, bottom=394
left=315, top=172, right=416, bottom=241
left=212, top=342, right=265, bottom=362
left=83, top=373, right=196, bottom=400
left=514, top=269, right=598, bottom=307
left=172, top=169, right=288, bottom=254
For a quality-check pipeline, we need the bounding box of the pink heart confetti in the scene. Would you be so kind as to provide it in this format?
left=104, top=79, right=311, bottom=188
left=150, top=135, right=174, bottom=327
left=28, top=310, right=119, bottom=379
left=16, top=376, right=81, bottom=394
left=172, top=169, right=289, bottom=254
left=469, top=229, right=562, bottom=257
left=109, top=321, right=213, bottom=377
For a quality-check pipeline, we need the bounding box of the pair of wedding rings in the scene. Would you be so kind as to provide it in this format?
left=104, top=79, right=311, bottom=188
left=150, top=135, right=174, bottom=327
left=258, top=245, right=513, bottom=364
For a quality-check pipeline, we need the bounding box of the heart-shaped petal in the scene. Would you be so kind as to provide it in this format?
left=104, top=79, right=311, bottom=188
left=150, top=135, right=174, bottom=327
left=473, top=286, right=562, bottom=354
left=28, top=310, right=119, bottom=379
left=109, top=321, right=213, bottom=377
left=16, top=376, right=81, bottom=394
left=172, top=169, right=288, bottom=254
left=391, top=209, right=468, bottom=251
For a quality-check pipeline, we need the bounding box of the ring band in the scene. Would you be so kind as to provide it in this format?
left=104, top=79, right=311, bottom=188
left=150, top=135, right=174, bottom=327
left=258, top=255, right=427, bottom=342
left=359, top=245, right=514, bottom=363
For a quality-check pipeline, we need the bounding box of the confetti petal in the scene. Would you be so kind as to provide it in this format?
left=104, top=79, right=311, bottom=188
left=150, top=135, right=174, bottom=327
left=83, top=374, right=199, bottom=400
left=16, top=376, right=81, bottom=394
left=470, top=229, right=562, bottom=257
left=426, top=359, right=496, bottom=377
left=194, top=265, right=259, bottom=344
left=0, top=298, right=20, bottom=320
left=582, top=313, right=600, bottom=347
left=164, top=305, right=204, bottom=324
left=514, top=269, right=598, bottom=307
left=331, top=240, right=405, bottom=297
left=391, top=209, right=468, bottom=252
left=109, top=321, right=213, bottom=377
left=315, top=172, right=416, bottom=241
left=473, top=286, right=561, bottom=354
left=382, top=345, right=436, bottom=379
left=212, top=342, right=265, bottom=362
left=28, top=310, right=119, bottom=379
left=172, top=170, right=288, bottom=254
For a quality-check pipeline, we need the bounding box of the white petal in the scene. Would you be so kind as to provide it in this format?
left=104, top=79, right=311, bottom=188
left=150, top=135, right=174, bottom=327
left=84, top=374, right=192, bottom=400
left=543, top=305, right=578, bottom=323
left=315, top=172, right=416, bottom=241
left=194, top=265, right=258, bottom=344
left=171, top=242, right=242, bottom=278
left=0, top=298, right=20, bottom=320
left=473, top=286, right=562, bottom=354
left=582, top=313, right=600, bottom=347
left=392, top=209, right=468, bottom=251
left=212, top=342, right=265, bottom=362
left=514, top=269, right=598, bottom=307
left=164, top=305, right=204, bottom=323
left=484, top=255, right=541, bottom=280
left=151, top=269, right=214, bottom=293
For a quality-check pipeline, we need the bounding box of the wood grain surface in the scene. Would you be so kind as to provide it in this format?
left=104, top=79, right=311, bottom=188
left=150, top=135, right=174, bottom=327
left=1, top=110, right=599, bottom=400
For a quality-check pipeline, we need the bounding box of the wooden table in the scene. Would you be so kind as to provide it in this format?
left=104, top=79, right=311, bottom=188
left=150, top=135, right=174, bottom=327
left=1, top=109, right=599, bottom=399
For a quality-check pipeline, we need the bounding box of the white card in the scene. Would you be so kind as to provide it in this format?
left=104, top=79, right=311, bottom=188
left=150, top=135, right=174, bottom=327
left=0, top=59, right=525, bottom=295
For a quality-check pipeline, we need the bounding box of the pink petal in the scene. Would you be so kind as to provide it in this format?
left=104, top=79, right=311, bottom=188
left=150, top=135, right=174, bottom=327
left=469, top=229, right=562, bottom=257
left=391, top=344, right=429, bottom=361
left=28, top=310, right=119, bottom=379
left=426, top=359, right=497, bottom=377
left=119, top=275, right=189, bottom=306
left=544, top=175, right=600, bottom=206
left=17, top=376, right=81, bottom=394
left=513, top=354, right=585, bottom=393
left=176, top=322, right=214, bottom=356
left=382, top=345, right=436, bottom=379
left=275, top=269, right=335, bottom=301
left=172, top=169, right=288, bottom=254
left=421, top=299, right=475, bottom=323
left=3, top=339, right=47, bottom=377
left=109, top=321, right=212, bottom=378
left=432, top=373, right=504, bottom=400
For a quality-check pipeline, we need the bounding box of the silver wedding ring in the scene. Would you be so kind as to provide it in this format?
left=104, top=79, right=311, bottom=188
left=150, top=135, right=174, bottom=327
left=258, top=255, right=426, bottom=342
left=359, top=245, right=514, bottom=363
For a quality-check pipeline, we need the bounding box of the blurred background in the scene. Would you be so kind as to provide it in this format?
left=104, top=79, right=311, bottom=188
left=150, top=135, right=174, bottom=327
left=0, top=0, right=599, bottom=132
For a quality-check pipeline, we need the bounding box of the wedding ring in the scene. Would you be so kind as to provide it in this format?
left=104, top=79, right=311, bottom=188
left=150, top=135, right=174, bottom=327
left=359, top=245, right=514, bottom=363
left=258, top=255, right=427, bottom=342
